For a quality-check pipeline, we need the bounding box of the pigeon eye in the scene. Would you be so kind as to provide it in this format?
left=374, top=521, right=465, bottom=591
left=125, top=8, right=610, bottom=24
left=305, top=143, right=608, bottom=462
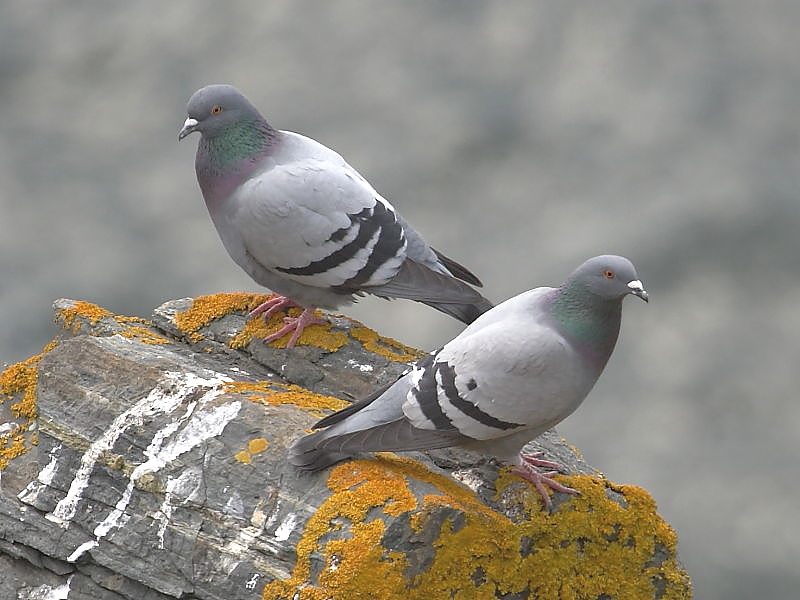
left=211, top=105, right=223, bottom=115
left=603, top=269, right=615, bottom=279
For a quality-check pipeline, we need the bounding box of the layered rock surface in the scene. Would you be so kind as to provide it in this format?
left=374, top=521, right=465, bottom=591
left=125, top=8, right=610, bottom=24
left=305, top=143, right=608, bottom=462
left=0, top=296, right=691, bottom=599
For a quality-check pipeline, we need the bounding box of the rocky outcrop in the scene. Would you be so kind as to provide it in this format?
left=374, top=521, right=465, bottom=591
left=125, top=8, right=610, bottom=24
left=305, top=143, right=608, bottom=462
left=0, top=295, right=691, bottom=599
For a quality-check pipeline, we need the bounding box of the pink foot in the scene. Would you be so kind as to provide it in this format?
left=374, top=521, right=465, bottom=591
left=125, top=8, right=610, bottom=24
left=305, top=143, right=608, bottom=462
left=249, top=295, right=300, bottom=320
left=248, top=296, right=326, bottom=348
left=263, top=307, right=327, bottom=348
left=513, top=452, right=579, bottom=510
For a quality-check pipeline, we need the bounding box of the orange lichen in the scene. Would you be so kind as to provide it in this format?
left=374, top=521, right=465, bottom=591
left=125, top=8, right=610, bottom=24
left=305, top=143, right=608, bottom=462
left=114, top=322, right=172, bottom=345
left=234, top=437, right=271, bottom=464
left=228, top=315, right=273, bottom=349
left=3, top=300, right=174, bottom=470
left=0, top=340, right=58, bottom=470
left=263, top=458, right=418, bottom=600
left=225, top=380, right=348, bottom=417
left=234, top=451, right=252, bottom=464
left=173, top=293, right=426, bottom=358
left=55, top=300, right=170, bottom=345
left=57, top=300, right=113, bottom=331
left=172, top=292, right=350, bottom=351
left=174, top=293, right=266, bottom=342
left=320, top=520, right=408, bottom=599
left=248, top=438, right=269, bottom=454
left=348, top=326, right=425, bottom=363
left=229, top=307, right=349, bottom=352
left=261, top=456, right=691, bottom=600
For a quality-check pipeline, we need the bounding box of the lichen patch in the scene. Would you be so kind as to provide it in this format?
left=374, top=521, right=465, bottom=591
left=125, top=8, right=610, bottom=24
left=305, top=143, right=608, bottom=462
left=0, top=340, right=58, bottom=470
left=229, top=308, right=349, bottom=352
left=56, top=300, right=170, bottom=345
left=348, top=327, right=424, bottom=363
left=171, top=294, right=426, bottom=360
left=261, top=456, right=691, bottom=599
left=226, top=381, right=348, bottom=418
left=173, top=293, right=266, bottom=342
left=235, top=437, right=271, bottom=464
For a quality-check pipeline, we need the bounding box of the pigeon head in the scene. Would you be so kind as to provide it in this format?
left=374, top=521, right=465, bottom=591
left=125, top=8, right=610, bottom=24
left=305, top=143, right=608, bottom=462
left=569, top=255, right=649, bottom=303
left=549, top=255, right=647, bottom=371
left=180, top=85, right=278, bottom=197
left=179, top=84, right=267, bottom=141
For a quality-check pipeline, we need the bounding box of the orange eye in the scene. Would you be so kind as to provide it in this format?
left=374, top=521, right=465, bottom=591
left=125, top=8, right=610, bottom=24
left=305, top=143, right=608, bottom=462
left=603, top=269, right=615, bottom=279
left=211, top=105, right=223, bottom=115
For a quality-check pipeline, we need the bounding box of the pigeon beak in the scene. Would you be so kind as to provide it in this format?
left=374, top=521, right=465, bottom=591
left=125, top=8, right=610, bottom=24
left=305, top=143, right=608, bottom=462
left=627, top=280, right=649, bottom=303
left=178, top=117, right=199, bottom=140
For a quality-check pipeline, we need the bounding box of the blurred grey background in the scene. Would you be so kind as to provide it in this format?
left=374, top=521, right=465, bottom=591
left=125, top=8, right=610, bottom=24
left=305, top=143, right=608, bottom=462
left=1, top=2, right=798, bottom=598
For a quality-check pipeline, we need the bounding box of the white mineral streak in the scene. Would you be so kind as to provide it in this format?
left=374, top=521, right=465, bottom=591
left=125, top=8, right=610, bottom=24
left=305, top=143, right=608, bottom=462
left=218, top=497, right=278, bottom=576
left=449, top=469, right=485, bottom=493
left=224, top=488, right=245, bottom=518
left=35, top=443, right=62, bottom=486
left=45, top=371, right=239, bottom=563
left=156, top=466, right=204, bottom=549
left=264, top=498, right=283, bottom=529
left=16, top=443, right=63, bottom=506
left=347, top=358, right=374, bottom=372
left=47, top=373, right=194, bottom=526
left=273, top=512, right=300, bottom=542
left=245, top=573, right=261, bottom=590
left=66, top=540, right=98, bottom=563
left=94, top=392, right=241, bottom=541
left=33, top=574, right=74, bottom=600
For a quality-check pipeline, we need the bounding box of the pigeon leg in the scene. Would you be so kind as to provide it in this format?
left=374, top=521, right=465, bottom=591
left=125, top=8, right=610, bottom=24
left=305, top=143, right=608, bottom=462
left=519, top=451, right=565, bottom=472
left=513, top=452, right=579, bottom=510
left=263, top=306, right=327, bottom=348
left=249, top=295, right=299, bottom=320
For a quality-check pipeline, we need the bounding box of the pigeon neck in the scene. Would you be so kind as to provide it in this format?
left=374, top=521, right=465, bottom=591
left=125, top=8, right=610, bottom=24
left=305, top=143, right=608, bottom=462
left=196, top=119, right=278, bottom=201
left=549, top=282, right=622, bottom=372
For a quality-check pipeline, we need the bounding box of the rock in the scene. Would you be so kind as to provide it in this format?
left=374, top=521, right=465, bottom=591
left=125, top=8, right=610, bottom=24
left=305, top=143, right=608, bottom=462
left=0, top=295, right=692, bottom=599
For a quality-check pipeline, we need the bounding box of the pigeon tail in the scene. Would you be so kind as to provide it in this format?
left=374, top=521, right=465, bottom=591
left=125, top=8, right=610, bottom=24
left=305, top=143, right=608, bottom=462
left=430, top=247, right=483, bottom=287
left=288, top=430, right=350, bottom=471
left=289, top=418, right=466, bottom=471
left=365, top=259, right=494, bottom=323
left=421, top=296, right=494, bottom=324
left=312, top=379, right=398, bottom=429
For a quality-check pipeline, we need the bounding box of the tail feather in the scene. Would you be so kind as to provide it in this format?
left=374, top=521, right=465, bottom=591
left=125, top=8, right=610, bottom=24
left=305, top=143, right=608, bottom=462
left=430, top=247, right=483, bottom=287
left=288, top=419, right=466, bottom=471
left=288, top=429, right=352, bottom=471
left=318, top=419, right=464, bottom=454
left=365, top=259, right=494, bottom=324
left=365, top=259, right=483, bottom=303
left=421, top=296, right=494, bottom=325
left=312, top=378, right=400, bottom=429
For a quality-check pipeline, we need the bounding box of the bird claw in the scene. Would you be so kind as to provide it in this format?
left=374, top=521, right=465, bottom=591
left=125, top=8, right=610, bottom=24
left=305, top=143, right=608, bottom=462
left=513, top=453, right=579, bottom=510
left=249, top=295, right=299, bottom=320
left=519, top=451, right=565, bottom=472
left=262, top=307, right=326, bottom=347
left=247, top=296, right=326, bottom=347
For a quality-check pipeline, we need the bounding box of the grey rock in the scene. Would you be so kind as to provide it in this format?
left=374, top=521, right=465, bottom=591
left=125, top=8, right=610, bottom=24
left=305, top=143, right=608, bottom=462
left=0, top=297, right=691, bottom=599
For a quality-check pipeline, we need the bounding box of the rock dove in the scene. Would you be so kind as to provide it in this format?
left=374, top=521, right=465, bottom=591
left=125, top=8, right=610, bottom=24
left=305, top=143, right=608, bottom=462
left=179, top=84, right=492, bottom=347
left=289, top=255, right=648, bottom=508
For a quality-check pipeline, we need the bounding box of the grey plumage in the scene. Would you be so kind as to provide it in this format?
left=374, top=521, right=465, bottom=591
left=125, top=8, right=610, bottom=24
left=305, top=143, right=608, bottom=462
left=179, top=84, right=492, bottom=346
left=289, top=255, right=649, bottom=506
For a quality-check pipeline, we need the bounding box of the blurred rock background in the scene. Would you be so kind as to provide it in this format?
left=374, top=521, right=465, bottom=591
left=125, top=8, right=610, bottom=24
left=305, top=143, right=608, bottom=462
left=1, top=2, right=797, bottom=598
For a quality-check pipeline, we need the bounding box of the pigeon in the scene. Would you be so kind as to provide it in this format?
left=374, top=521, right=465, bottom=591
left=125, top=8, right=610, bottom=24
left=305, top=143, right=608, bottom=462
left=179, top=84, right=492, bottom=347
left=289, top=255, right=648, bottom=508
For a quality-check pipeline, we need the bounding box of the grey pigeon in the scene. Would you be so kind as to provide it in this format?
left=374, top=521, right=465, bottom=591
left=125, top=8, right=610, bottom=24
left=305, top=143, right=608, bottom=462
left=179, top=84, right=492, bottom=347
left=289, top=255, right=648, bottom=508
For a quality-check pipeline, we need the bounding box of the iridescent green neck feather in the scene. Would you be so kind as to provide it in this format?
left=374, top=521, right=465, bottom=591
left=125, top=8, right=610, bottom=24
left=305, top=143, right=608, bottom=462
left=549, top=280, right=622, bottom=372
left=196, top=119, right=277, bottom=199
